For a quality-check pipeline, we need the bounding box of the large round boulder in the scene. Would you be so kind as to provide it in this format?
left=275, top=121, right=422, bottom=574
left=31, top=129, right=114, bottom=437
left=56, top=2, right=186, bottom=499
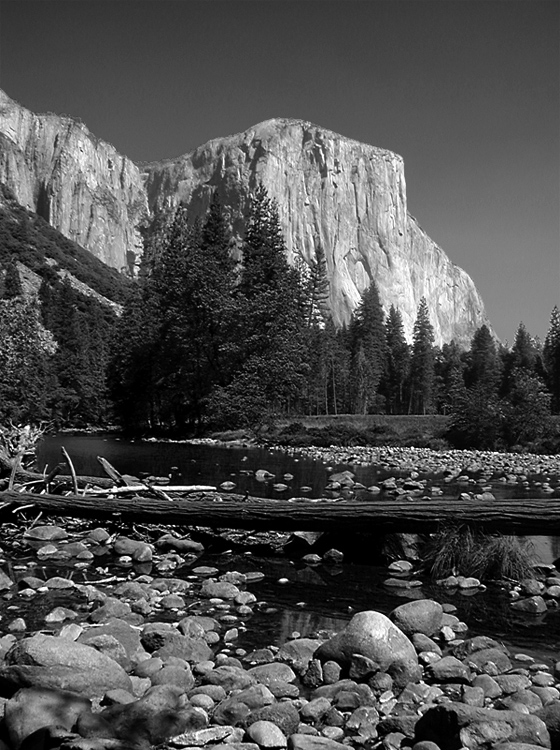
left=314, top=611, right=420, bottom=688
left=0, top=634, right=132, bottom=698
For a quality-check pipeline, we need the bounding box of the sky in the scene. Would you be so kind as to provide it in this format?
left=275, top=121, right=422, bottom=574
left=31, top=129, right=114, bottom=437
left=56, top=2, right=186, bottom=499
left=0, top=0, right=558, bottom=343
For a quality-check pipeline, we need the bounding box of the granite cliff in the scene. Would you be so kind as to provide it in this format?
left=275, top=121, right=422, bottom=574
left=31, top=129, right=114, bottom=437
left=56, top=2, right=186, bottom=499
left=0, top=90, right=147, bottom=274
left=0, top=93, right=492, bottom=346
left=142, top=119, right=492, bottom=346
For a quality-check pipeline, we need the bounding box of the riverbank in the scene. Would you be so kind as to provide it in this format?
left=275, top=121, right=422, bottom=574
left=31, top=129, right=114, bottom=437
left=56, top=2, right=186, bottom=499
left=0, top=512, right=560, bottom=750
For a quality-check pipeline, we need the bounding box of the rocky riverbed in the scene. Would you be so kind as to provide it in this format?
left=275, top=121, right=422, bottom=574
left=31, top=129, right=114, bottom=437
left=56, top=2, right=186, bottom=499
left=0, top=514, right=559, bottom=750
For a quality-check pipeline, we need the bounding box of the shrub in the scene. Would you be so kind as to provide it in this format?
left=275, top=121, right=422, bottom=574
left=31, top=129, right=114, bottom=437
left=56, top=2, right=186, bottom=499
left=420, top=524, right=535, bottom=582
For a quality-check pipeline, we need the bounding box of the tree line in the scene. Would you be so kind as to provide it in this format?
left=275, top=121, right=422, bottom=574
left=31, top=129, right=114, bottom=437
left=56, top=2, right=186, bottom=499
left=0, top=184, right=559, bottom=451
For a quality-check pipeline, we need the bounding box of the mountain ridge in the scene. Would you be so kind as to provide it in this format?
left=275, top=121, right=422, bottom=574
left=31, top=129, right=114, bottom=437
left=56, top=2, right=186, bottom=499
left=0, top=89, right=493, bottom=347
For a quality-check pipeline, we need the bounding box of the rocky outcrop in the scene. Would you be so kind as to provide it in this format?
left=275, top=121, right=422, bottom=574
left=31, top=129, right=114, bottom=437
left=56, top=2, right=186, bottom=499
left=0, top=92, right=492, bottom=346
left=142, top=119, right=493, bottom=346
left=0, top=90, right=147, bottom=273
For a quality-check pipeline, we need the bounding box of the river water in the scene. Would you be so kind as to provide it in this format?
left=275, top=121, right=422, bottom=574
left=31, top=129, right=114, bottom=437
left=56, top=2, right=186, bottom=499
left=33, top=433, right=560, bottom=662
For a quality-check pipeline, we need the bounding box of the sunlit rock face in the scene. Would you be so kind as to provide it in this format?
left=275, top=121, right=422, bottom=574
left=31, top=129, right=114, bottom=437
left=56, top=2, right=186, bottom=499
left=0, top=89, right=148, bottom=274
left=0, top=92, right=492, bottom=347
left=142, top=119, right=492, bottom=346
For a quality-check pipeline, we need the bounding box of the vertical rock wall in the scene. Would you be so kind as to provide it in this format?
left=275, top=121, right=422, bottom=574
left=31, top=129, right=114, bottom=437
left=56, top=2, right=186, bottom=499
left=0, top=90, right=147, bottom=273
left=143, top=119, right=492, bottom=346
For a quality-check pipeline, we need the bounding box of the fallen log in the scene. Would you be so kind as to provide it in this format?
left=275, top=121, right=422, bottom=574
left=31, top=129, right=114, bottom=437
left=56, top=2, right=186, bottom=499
left=0, top=489, right=560, bottom=535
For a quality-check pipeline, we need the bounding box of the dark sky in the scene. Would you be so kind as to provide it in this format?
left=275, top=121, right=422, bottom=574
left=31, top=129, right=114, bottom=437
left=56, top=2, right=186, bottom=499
left=0, top=0, right=558, bottom=342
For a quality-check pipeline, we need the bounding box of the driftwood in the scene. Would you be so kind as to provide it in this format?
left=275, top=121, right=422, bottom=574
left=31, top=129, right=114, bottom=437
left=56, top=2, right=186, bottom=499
left=0, top=489, right=559, bottom=535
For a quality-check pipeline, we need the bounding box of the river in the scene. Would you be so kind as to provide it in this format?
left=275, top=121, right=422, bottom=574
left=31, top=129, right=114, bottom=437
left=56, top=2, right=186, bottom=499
left=33, top=433, right=560, bottom=661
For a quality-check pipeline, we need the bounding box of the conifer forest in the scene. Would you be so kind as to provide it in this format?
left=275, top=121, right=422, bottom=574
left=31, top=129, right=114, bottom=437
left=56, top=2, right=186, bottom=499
left=1, top=185, right=559, bottom=452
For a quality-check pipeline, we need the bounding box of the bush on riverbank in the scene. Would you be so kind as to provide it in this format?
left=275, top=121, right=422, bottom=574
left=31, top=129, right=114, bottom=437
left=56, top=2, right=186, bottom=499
left=266, top=415, right=451, bottom=448
left=421, top=524, right=535, bottom=582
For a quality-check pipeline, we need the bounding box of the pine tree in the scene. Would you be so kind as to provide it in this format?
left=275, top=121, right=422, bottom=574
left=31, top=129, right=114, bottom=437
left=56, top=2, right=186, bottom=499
left=304, top=244, right=330, bottom=327
left=435, top=340, right=466, bottom=415
left=466, top=324, right=501, bottom=393
left=348, top=281, right=386, bottom=414
left=209, top=184, right=307, bottom=427
left=511, top=322, right=537, bottom=372
left=382, top=305, right=410, bottom=414
left=409, top=297, right=435, bottom=414
left=544, top=305, right=560, bottom=413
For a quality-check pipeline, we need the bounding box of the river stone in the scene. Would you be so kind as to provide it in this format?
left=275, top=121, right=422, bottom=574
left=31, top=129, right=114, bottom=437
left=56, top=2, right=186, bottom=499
left=463, top=648, right=514, bottom=675
left=23, top=525, right=67, bottom=541
left=289, top=735, right=349, bottom=750
left=247, top=720, right=287, bottom=748
left=90, top=597, right=134, bottom=623
left=276, top=639, right=322, bottom=674
left=247, top=663, right=296, bottom=686
left=232, top=684, right=275, bottom=710
left=536, top=702, right=560, bottom=745
left=414, top=703, right=551, bottom=749
left=247, top=703, right=301, bottom=737
left=314, top=611, right=420, bottom=689
left=143, top=630, right=212, bottom=663
left=78, top=619, right=146, bottom=664
left=511, top=597, right=548, bottom=614
left=201, top=581, right=241, bottom=600
left=390, top=600, right=443, bottom=637
left=426, top=656, right=472, bottom=684
left=4, top=687, right=90, bottom=750
left=156, top=534, right=205, bottom=554
left=203, top=666, right=256, bottom=692
left=0, top=633, right=132, bottom=697
left=91, top=684, right=207, bottom=747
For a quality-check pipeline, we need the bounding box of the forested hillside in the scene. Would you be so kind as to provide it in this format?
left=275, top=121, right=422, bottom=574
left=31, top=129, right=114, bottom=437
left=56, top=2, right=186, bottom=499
left=1, top=182, right=559, bottom=452
left=0, top=183, right=129, bottom=426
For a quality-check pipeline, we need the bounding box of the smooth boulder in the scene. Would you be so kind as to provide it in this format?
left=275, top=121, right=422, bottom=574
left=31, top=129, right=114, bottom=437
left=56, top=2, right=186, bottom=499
left=314, top=611, right=420, bottom=688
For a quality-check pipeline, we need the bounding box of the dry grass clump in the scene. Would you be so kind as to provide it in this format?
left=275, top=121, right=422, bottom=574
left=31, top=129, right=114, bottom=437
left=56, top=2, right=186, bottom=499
left=421, top=524, right=535, bottom=582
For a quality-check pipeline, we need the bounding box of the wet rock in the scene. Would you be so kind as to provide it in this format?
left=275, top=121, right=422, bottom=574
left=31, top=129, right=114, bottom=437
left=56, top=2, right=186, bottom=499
left=390, top=600, right=443, bottom=637
left=23, top=525, right=67, bottom=541
left=201, top=581, right=241, bottom=600
left=315, top=611, right=420, bottom=689
left=511, top=597, right=548, bottom=614
left=113, top=537, right=153, bottom=563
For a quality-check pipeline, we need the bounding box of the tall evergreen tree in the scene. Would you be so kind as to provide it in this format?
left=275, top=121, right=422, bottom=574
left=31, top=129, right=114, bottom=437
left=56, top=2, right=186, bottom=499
left=382, top=305, right=410, bottom=414
left=209, top=185, right=307, bottom=426
left=511, top=322, right=538, bottom=372
left=435, top=340, right=466, bottom=415
left=409, top=297, right=435, bottom=414
left=466, top=324, right=501, bottom=393
left=544, top=305, right=560, bottom=413
left=348, top=281, right=386, bottom=414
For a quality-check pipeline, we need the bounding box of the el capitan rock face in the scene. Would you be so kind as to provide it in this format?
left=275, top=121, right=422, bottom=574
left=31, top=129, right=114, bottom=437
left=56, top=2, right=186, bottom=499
left=142, top=119, right=492, bottom=346
left=0, top=90, right=147, bottom=274
left=0, top=93, right=492, bottom=346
